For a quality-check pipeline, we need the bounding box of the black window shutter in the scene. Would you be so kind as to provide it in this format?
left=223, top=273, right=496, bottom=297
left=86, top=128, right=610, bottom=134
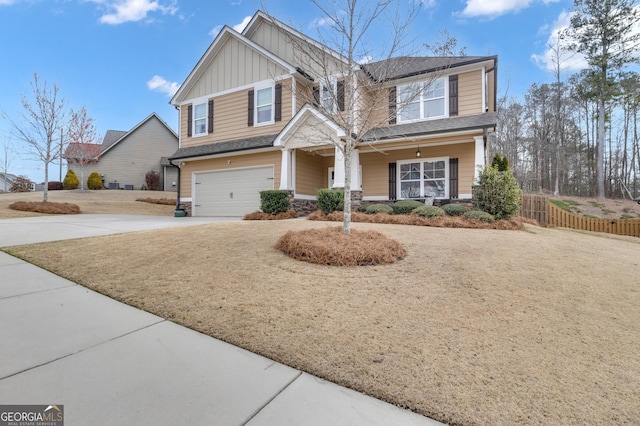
left=388, top=163, right=397, bottom=201
left=312, top=85, right=320, bottom=107
left=388, top=86, right=397, bottom=124
left=247, top=90, right=254, bottom=126
left=449, top=75, right=459, bottom=116
left=336, top=80, right=345, bottom=111
left=187, top=105, right=193, bottom=137
left=449, top=158, right=459, bottom=199
left=275, top=83, right=282, bottom=122
left=208, top=100, right=214, bottom=133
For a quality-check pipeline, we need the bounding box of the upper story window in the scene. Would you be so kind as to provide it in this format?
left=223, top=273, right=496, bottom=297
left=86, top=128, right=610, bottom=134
left=193, top=102, right=207, bottom=135
left=397, top=78, right=446, bottom=123
left=256, top=85, right=274, bottom=125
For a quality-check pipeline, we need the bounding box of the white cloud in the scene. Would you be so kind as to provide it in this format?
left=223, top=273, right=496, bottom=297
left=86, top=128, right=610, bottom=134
left=460, top=0, right=559, bottom=19
left=531, top=10, right=588, bottom=74
left=0, top=0, right=18, bottom=5
left=95, top=0, right=177, bottom=25
left=209, top=15, right=251, bottom=38
left=147, top=75, right=179, bottom=96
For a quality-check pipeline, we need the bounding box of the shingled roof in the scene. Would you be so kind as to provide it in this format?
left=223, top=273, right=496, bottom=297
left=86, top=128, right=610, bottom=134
left=362, top=56, right=495, bottom=82
left=362, top=112, right=497, bottom=142
left=100, top=130, right=127, bottom=152
left=169, top=134, right=278, bottom=160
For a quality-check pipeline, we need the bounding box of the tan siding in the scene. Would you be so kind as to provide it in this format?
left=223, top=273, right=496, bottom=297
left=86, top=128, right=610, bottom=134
left=487, top=68, right=496, bottom=113
left=80, top=116, right=178, bottom=191
left=179, top=150, right=281, bottom=199
left=458, top=70, right=483, bottom=116
left=185, top=36, right=289, bottom=100
left=295, top=150, right=326, bottom=196
left=360, top=141, right=476, bottom=198
left=180, top=79, right=293, bottom=148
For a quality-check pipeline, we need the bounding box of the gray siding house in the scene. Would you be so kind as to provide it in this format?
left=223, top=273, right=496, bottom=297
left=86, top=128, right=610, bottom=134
left=68, top=113, right=178, bottom=191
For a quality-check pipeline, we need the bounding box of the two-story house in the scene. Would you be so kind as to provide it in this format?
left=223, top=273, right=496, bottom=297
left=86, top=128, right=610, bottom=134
left=168, top=11, right=497, bottom=217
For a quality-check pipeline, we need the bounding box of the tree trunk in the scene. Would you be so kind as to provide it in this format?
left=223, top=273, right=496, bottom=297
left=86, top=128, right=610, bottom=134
left=597, top=96, right=606, bottom=198
left=343, top=139, right=352, bottom=235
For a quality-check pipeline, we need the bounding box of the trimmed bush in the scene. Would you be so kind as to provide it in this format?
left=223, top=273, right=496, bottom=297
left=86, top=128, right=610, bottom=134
left=87, top=172, right=102, bottom=190
left=412, top=205, right=445, bottom=218
left=442, top=203, right=468, bottom=216
left=260, top=190, right=290, bottom=214
left=48, top=181, right=63, bottom=191
left=145, top=170, right=160, bottom=191
left=464, top=210, right=495, bottom=223
left=317, top=189, right=344, bottom=214
left=358, top=203, right=394, bottom=215
left=63, top=169, right=79, bottom=190
left=472, top=165, right=522, bottom=220
left=391, top=199, right=424, bottom=215
left=491, top=153, right=510, bottom=172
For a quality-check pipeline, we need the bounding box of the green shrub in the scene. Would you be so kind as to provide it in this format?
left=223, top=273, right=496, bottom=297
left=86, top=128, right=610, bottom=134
left=358, top=203, right=393, bottom=215
left=442, top=203, right=468, bottom=216
left=464, top=210, right=495, bottom=223
left=260, top=190, right=290, bottom=214
left=391, top=199, right=424, bottom=215
left=87, top=172, right=102, bottom=190
left=412, top=205, right=445, bottom=218
left=317, top=189, right=344, bottom=214
left=472, top=165, right=522, bottom=220
left=491, top=153, right=510, bottom=172
left=63, top=169, right=79, bottom=190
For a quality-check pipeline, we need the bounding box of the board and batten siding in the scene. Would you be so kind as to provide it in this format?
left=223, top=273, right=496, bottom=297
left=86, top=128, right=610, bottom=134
left=179, top=150, right=281, bottom=199
left=180, top=79, right=293, bottom=149
left=79, top=116, right=177, bottom=191
left=184, top=35, right=290, bottom=100
left=359, top=140, right=476, bottom=198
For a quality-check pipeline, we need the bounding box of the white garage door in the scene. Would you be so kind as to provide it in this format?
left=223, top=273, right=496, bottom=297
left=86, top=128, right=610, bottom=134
left=193, top=166, right=274, bottom=216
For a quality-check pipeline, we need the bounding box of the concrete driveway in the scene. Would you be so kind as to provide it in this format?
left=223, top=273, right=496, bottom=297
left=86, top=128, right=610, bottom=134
left=0, top=214, right=442, bottom=425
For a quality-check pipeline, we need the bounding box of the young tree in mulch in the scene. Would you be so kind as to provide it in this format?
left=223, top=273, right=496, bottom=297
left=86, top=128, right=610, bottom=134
left=276, top=227, right=406, bottom=266
left=145, top=170, right=160, bottom=190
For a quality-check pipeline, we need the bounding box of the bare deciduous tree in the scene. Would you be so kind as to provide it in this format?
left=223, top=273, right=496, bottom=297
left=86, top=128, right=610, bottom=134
left=66, top=106, right=100, bottom=191
left=268, top=0, right=462, bottom=233
left=2, top=73, right=67, bottom=201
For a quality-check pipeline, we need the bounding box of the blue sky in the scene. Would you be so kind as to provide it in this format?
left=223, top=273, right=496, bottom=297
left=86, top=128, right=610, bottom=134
left=0, top=0, right=579, bottom=183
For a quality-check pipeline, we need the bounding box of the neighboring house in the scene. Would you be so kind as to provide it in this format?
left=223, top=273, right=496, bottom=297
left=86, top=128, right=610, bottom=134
left=168, top=10, right=497, bottom=216
left=0, top=172, right=17, bottom=192
left=65, top=113, right=178, bottom=191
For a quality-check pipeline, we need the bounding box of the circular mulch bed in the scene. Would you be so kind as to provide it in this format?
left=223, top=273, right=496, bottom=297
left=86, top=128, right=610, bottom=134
left=275, top=226, right=406, bottom=266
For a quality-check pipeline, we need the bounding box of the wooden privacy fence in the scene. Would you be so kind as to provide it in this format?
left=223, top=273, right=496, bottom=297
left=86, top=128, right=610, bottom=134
left=520, top=194, right=640, bottom=237
left=520, top=194, right=549, bottom=225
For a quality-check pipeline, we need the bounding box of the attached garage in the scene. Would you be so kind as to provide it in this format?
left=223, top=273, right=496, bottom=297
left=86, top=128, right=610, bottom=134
left=192, top=166, right=274, bottom=216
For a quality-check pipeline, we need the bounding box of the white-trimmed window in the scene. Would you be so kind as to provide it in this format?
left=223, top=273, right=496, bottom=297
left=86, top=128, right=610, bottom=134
left=398, top=158, right=448, bottom=199
left=398, top=78, right=447, bottom=122
left=256, top=85, right=274, bottom=125
left=321, top=81, right=335, bottom=112
left=193, top=102, right=207, bottom=135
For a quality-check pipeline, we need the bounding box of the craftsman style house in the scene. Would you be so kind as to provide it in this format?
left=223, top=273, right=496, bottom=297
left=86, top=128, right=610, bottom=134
left=169, top=11, right=497, bottom=216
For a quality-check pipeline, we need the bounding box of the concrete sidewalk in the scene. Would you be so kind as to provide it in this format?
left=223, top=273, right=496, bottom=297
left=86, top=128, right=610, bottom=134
left=0, top=215, right=443, bottom=425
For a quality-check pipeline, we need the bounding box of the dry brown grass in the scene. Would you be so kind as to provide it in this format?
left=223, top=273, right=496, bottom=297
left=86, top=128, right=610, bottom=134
left=135, top=197, right=176, bottom=205
left=5, top=220, right=639, bottom=425
left=9, top=201, right=81, bottom=214
left=0, top=190, right=175, bottom=218
left=275, top=227, right=406, bottom=266
left=243, top=210, right=299, bottom=220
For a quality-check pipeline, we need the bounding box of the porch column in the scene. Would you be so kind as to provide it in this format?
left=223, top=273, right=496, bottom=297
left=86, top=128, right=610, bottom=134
left=474, top=135, right=485, bottom=181
left=350, top=149, right=361, bottom=190
left=333, top=146, right=345, bottom=188
left=279, top=148, right=293, bottom=190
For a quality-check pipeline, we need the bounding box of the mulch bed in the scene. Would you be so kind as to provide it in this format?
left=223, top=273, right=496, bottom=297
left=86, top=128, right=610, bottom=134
left=9, top=201, right=80, bottom=214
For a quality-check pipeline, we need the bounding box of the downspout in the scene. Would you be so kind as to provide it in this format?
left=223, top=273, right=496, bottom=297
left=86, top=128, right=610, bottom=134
left=169, top=158, right=181, bottom=209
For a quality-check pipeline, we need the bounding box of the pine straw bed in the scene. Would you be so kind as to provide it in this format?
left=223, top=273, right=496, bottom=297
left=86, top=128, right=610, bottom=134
left=4, top=221, right=640, bottom=425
